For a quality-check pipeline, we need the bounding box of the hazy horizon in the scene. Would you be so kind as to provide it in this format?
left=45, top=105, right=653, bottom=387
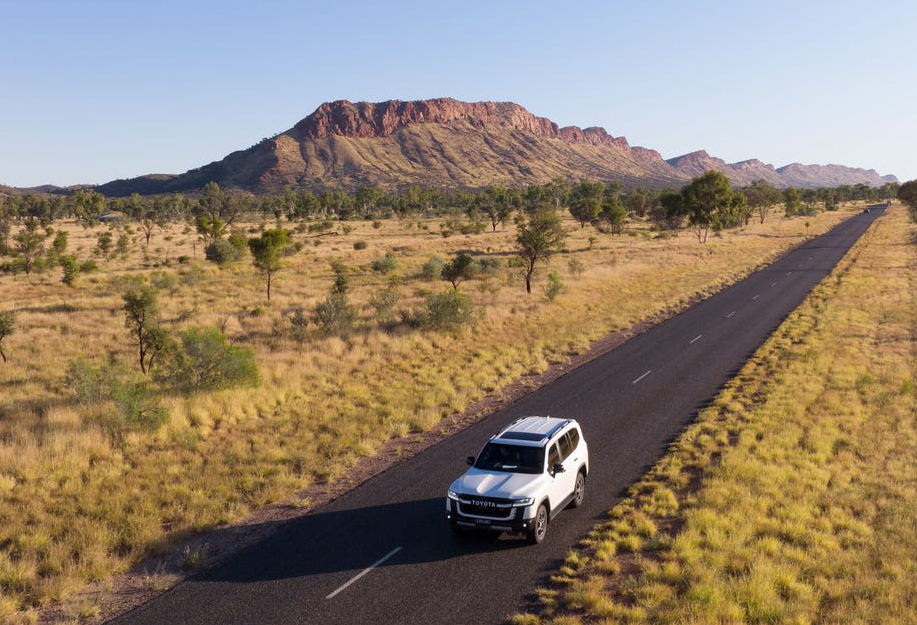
left=1, top=0, right=913, bottom=187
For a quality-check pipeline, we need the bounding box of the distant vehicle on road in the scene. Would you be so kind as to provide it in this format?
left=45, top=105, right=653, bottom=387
left=446, top=416, right=588, bottom=544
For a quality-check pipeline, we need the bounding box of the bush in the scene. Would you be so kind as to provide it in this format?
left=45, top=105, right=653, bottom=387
left=369, top=282, right=400, bottom=324
left=205, top=238, right=242, bottom=264
left=314, top=293, right=357, bottom=335
left=477, top=257, right=502, bottom=276
left=544, top=272, right=564, bottom=301
left=420, top=255, right=444, bottom=280
left=308, top=219, right=335, bottom=233
left=156, top=327, right=259, bottom=391
left=59, top=255, right=79, bottom=286
left=422, top=289, right=476, bottom=331
left=228, top=231, right=249, bottom=255
left=353, top=240, right=368, bottom=250
left=288, top=307, right=308, bottom=343
left=371, top=252, right=398, bottom=274
left=441, top=253, right=475, bottom=288
left=568, top=258, right=585, bottom=276
left=65, top=359, right=169, bottom=432
left=372, top=221, right=382, bottom=229
left=79, top=259, right=99, bottom=273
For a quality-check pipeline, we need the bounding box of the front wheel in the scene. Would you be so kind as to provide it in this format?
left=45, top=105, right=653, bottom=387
left=526, top=504, right=549, bottom=544
left=571, top=472, right=585, bottom=508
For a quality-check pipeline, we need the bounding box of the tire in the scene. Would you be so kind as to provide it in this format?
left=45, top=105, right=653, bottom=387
left=571, top=471, right=586, bottom=508
left=526, top=504, right=549, bottom=544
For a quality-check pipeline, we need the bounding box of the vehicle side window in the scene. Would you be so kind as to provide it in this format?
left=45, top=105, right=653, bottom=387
left=568, top=427, right=580, bottom=451
left=558, top=431, right=574, bottom=460
left=548, top=443, right=560, bottom=469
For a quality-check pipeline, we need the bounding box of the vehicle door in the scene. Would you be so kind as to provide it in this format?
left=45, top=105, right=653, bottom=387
left=545, top=441, right=569, bottom=512
left=554, top=430, right=578, bottom=503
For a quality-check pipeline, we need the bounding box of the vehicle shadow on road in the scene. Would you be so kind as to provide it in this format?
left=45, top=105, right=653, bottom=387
left=195, top=497, right=526, bottom=584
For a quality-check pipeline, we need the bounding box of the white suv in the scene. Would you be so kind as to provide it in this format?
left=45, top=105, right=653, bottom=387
left=446, top=416, right=589, bottom=544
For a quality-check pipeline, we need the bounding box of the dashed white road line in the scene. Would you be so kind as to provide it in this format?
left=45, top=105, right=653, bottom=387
left=689, top=335, right=702, bottom=344
left=753, top=295, right=760, bottom=300
left=726, top=311, right=736, bottom=318
left=326, top=546, right=403, bottom=599
left=787, top=272, right=793, bottom=276
left=632, top=370, right=652, bottom=384
left=771, top=282, right=778, bottom=287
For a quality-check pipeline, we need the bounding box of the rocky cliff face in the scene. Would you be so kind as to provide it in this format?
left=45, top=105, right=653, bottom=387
left=94, top=98, right=897, bottom=196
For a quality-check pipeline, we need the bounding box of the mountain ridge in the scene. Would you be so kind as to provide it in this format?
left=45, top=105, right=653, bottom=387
left=73, top=98, right=898, bottom=195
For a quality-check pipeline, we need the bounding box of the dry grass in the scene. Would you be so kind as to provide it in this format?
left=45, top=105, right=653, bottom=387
left=513, top=204, right=917, bottom=624
left=0, top=205, right=862, bottom=622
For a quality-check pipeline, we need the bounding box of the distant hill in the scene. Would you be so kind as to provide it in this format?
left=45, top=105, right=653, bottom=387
left=26, top=98, right=902, bottom=196
left=666, top=150, right=896, bottom=189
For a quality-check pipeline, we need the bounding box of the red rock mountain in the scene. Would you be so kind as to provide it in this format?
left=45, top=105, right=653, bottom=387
left=95, top=98, right=897, bottom=195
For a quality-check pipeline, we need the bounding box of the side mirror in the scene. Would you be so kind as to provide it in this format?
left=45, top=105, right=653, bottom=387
left=553, top=463, right=565, bottom=475
left=467, top=456, right=475, bottom=466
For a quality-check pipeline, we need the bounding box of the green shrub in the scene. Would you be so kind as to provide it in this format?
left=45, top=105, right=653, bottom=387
left=371, top=253, right=398, bottom=274
left=353, top=240, right=368, bottom=250
left=477, top=257, right=502, bottom=276
left=568, top=258, right=585, bottom=276
left=79, top=259, right=99, bottom=273
left=288, top=307, right=308, bottom=344
left=422, top=289, right=476, bottom=331
left=307, top=219, right=335, bottom=233
left=228, top=230, right=249, bottom=255
left=544, top=271, right=564, bottom=301
left=369, top=282, right=400, bottom=324
left=372, top=221, right=382, bottom=229
left=420, top=255, right=444, bottom=280
left=314, top=293, right=357, bottom=335
left=65, top=359, right=169, bottom=432
left=59, top=255, right=79, bottom=286
left=156, top=327, right=259, bottom=391
left=204, top=239, right=241, bottom=264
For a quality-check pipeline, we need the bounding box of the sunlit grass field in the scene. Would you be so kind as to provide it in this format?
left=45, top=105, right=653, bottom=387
left=0, top=205, right=860, bottom=622
left=512, top=204, right=916, bottom=624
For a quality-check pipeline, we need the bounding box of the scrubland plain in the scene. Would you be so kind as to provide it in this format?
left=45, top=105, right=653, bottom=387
left=512, top=205, right=916, bottom=624
left=0, top=205, right=861, bottom=622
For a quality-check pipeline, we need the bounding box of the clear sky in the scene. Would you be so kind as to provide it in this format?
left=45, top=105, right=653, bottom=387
left=1, top=0, right=913, bottom=187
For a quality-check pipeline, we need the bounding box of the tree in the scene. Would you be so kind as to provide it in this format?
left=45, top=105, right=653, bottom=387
left=675, top=170, right=740, bottom=243
left=784, top=188, right=802, bottom=216
left=13, top=219, right=49, bottom=274
left=314, top=263, right=356, bottom=334
left=601, top=202, right=628, bottom=235
left=516, top=209, right=567, bottom=293
left=248, top=229, right=288, bottom=301
left=898, top=180, right=917, bottom=221
left=569, top=197, right=601, bottom=228
left=741, top=179, right=783, bottom=224
left=122, top=283, right=168, bottom=374
left=0, top=310, right=14, bottom=363
left=441, top=253, right=474, bottom=289
left=60, top=255, right=79, bottom=286
left=139, top=210, right=163, bottom=246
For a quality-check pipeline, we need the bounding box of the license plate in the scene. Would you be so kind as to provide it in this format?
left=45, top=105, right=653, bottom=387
left=475, top=519, right=491, bottom=527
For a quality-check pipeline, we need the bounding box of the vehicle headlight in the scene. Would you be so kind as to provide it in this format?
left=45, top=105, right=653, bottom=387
left=447, top=489, right=459, bottom=500
left=512, top=496, right=534, bottom=506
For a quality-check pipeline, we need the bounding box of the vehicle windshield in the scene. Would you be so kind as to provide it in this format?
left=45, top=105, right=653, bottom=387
left=474, top=443, right=544, bottom=474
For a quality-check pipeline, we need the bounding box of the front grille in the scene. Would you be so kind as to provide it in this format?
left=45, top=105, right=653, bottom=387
left=458, top=502, right=512, bottom=518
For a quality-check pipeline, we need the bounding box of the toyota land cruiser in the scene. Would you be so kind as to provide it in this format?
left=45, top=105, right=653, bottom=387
left=446, top=416, right=588, bottom=544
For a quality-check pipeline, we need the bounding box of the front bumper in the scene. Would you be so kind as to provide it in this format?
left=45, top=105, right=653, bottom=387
left=445, top=497, right=533, bottom=533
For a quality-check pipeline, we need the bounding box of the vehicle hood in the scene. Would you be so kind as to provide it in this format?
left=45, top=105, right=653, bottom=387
left=450, top=469, right=547, bottom=499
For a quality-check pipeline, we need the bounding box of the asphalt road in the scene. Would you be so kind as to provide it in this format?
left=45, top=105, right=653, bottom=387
left=112, top=205, right=885, bottom=625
